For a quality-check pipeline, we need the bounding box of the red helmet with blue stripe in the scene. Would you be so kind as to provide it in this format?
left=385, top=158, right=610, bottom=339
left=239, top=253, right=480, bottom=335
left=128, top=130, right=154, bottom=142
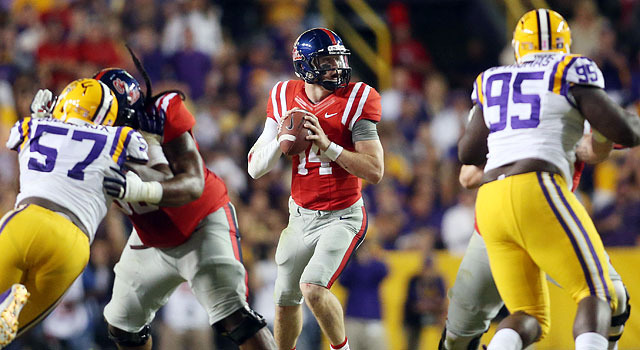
left=292, top=28, right=351, bottom=91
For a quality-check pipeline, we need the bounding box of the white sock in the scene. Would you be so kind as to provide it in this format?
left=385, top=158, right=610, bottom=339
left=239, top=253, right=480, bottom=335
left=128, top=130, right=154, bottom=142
left=330, top=338, right=349, bottom=350
left=487, top=328, right=523, bottom=350
left=575, top=332, right=608, bottom=350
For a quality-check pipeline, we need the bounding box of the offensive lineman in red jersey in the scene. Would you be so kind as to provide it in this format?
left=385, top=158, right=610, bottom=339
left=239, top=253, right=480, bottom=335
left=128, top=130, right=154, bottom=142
left=247, top=28, right=384, bottom=350
left=94, top=68, right=276, bottom=350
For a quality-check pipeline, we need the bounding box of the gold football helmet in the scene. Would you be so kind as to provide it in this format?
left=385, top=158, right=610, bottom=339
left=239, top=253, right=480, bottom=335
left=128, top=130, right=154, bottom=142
left=512, top=9, right=571, bottom=63
left=52, top=78, right=118, bottom=126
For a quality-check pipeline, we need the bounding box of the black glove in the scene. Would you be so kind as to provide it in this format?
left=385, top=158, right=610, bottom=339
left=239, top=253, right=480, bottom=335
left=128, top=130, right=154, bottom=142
left=103, top=166, right=127, bottom=199
left=137, top=104, right=166, bottom=137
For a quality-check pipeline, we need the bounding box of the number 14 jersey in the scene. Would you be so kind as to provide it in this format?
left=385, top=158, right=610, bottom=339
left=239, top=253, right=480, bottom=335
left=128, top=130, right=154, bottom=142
left=472, top=52, right=605, bottom=187
left=267, top=80, right=381, bottom=211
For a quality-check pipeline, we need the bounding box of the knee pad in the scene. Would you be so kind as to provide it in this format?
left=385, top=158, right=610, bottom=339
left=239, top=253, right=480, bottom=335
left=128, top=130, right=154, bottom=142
left=214, top=306, right=267, bottom=345
left=437, top=327, right=483, bottom=350
left=107, top=324, right=151, bottom=348
left=610, top=282, right=631, bottom=342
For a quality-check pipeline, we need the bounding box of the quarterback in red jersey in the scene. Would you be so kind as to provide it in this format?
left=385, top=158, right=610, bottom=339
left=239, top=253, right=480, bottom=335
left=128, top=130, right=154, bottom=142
left=96, top=68, right=276, bottom=350
left=248, top=28, right=384, bottom=350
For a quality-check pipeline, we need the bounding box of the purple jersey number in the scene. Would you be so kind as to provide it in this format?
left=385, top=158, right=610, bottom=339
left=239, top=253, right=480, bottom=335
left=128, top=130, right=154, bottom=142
left=67, top=131, right=108, bottom=180
left=575, top=61, right=598, bottom=83
left=485, top=71, right=544, bottom=131
left=28, top=124, right=68, bottom=172
left=28, top=124, right=108, bottom=180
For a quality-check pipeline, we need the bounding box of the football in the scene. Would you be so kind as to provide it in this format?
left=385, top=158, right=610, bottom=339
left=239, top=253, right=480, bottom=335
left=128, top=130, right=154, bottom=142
left=278, top=110, right=312, bottom=156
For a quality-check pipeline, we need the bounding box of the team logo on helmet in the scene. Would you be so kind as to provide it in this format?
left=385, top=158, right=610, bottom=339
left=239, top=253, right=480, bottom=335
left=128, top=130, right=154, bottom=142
left=292, top=47, right=303, bottom=61
left=112, top=78, right=141, bottom=104
left=113, top=78, right=127, bottom=95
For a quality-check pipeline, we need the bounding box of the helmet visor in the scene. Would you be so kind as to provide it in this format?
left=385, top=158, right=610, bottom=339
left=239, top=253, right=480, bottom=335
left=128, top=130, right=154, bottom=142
left=314, top=55, right=349, bottom=71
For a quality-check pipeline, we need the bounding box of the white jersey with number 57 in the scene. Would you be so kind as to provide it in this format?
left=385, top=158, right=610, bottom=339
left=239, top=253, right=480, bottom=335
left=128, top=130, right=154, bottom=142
left=6, top=117, right=149, bottom=242
left=471, top=52, right=605, bottom=186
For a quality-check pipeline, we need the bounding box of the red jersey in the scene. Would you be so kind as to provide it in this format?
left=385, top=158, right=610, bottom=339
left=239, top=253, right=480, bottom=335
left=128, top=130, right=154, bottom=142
left=122, top=92, right=229, bottom=248
left=267, top=80, right=381, bottom=211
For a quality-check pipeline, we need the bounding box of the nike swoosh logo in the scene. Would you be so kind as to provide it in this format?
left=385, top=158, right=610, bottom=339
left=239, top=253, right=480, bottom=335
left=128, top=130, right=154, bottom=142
left=286, top=116, right=295, bottom=130
left=324, top=112, right=338, bottom=118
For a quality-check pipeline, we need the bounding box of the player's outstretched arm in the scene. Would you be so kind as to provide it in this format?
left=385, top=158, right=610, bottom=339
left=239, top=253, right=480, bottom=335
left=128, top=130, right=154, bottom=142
left=458, top=105, right=489, bottom=166
left=158, top=132, right=205, bottom=206
left=105, top=132, right=205, bottom=206
left=304, top=114, right=384, bottom=184
left=125, top=161, right=174, bottom=181
left=248, top=118, right=283, bottom=179
left=572, top=85, right=640, bottom=148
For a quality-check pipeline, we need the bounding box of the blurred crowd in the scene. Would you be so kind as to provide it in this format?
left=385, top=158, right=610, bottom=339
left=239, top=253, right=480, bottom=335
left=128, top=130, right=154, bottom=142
left=1, top=0, right=640, bottom=349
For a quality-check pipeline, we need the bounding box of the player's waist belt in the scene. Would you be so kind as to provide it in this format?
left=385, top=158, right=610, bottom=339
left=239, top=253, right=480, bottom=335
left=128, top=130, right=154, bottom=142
left=18, top=196, right=90, bottom=239
left=289, top=196, right=363, bottom=216
left=482, top=159, right=562, bottom=185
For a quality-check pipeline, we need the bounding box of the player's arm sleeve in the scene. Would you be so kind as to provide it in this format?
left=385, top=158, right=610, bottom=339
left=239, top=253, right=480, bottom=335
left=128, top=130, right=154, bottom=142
left=471, top=72, right=484, bottom=107
left=6, top=117, right=31, bottom=151
left=109, top=127, right=149, bottom=167
left=556, top=55, right=605, bottom=105
left=247, top=118, right=282, bottom=179
left=157, top=93, right=196, bottom=143
left=351, top=119, right=379, bottom=143
left=266, top=82, right=282, bottom=125
left=347, top=85, right=381, bottom=131
left=125, top=130, right=150, bottom=164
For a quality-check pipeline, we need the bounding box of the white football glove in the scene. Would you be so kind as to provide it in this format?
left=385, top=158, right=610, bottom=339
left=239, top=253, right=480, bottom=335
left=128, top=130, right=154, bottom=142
left=103, top=167, right=163, bottom=204
left=30, top=89, right=56, bottom=119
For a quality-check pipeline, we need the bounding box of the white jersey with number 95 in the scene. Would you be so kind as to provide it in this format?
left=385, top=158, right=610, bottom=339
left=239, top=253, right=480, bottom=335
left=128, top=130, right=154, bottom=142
left=6, top=117, right=148, bottom=242
left=471, top=52, right=605, bottom=187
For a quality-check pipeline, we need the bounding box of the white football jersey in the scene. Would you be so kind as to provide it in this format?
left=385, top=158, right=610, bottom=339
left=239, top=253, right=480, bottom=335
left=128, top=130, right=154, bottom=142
left=6, top=117, right=149, bottom=242
left=471, top=52, right=605, bottom=186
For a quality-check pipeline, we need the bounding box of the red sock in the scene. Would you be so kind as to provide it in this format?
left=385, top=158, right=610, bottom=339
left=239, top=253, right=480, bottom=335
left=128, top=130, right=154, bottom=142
left=331, top=338, right=348, bottom=349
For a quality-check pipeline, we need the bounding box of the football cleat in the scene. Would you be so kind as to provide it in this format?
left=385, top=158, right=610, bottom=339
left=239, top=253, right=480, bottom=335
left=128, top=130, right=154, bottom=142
left=0, top=284, right=30, bottom=348
left=512, top=9, right=571, bottom=63
left=52, top=78, right=119, bottom=126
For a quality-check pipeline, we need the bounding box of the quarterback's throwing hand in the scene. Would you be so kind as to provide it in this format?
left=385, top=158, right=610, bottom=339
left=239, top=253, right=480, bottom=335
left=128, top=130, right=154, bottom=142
left=279, top=107, right=305, bottom=138
left=303, top=114, right=330, bottom=151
